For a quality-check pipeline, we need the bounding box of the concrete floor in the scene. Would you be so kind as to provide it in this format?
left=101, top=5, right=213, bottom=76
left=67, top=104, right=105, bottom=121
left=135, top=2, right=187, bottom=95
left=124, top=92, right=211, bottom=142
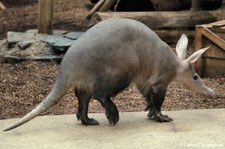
left=1, top=109, right=225, bottom=149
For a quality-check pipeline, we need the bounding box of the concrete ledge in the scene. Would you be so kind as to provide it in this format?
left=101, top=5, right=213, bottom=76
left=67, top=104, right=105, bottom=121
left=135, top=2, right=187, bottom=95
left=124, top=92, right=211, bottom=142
left=1, top=109, right=225, bottom=149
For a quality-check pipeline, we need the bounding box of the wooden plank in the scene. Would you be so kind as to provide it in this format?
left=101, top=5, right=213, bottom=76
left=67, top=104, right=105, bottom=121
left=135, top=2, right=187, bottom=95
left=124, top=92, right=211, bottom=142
left=201, top=27, right=225, bottom=51
left=194, top=26, right=204, bottom=76
left=201, top=57, right=225, bottom=77
left=202, top=20, right=225, bottom=28
left=195, top=26, right=203, bottom=49
left=90, top=11, right=217, bottom=29
left=202, top=39, right=225, bottom=59
left=38, top=0, right=53, bottom=34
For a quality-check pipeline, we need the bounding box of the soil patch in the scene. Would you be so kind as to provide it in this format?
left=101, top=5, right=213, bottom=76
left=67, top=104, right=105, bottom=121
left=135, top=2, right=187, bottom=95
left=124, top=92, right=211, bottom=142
left=0, top=61, right=225, bottom=119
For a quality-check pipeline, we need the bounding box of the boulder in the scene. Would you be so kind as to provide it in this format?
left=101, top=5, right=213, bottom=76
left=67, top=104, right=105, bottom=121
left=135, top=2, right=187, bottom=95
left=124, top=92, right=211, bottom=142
left=41, top=35, right=75, bottom=52
left=7, top=31, right=35, bottom=48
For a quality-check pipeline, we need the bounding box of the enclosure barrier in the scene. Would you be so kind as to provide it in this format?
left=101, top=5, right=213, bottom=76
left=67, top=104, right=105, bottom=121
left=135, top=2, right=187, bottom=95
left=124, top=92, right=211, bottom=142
left=195, top=20, right=225, bottom=77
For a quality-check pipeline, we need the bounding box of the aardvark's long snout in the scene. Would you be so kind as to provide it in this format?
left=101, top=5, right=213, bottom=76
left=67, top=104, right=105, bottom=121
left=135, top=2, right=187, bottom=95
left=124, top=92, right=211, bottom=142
left=203, top=86, right=215, bottom=98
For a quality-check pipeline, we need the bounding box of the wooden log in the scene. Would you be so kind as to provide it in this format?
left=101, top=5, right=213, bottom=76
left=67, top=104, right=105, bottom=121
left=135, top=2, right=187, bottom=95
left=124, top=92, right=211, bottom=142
left=90, top=11, right=217, bottom=29
left=0, top=1, right=5, bottom=10
left=86, top=0, right=106, bottom=19
left=86, top=0, right=117, bottom=19
left=38, top=0, right=53, bottom=34
left=98, top=0, right=117, bottom=11
left=155, top=30, right=194, bottom=44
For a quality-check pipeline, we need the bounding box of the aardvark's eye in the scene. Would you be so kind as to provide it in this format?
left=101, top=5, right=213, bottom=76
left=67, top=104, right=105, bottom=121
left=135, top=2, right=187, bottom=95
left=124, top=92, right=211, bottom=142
left=193, top=75, right=198, bottom=80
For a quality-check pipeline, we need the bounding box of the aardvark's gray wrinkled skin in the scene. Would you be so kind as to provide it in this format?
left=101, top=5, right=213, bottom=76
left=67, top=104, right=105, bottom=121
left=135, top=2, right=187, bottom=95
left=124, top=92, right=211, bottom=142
left=4, top=18, right=214, bottom=131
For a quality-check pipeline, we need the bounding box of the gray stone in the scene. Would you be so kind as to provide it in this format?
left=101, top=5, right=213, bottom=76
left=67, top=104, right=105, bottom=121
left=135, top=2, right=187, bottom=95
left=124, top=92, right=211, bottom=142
left=18, top=40, right=35, bottom=50
left=28, top=55, right=63, bottom=64
left=7, top=32, right=35, bottom=48
left=3, top=55, right=25, bottom=64
left=53, top=30, right=68, bottom=36
left=26, top=29, right=68, bottom=36
left=41, top=35, right=75, bottom=52
left=63, top=31, right=84, bottom=40
left=26, top=29, right=38, bottom=34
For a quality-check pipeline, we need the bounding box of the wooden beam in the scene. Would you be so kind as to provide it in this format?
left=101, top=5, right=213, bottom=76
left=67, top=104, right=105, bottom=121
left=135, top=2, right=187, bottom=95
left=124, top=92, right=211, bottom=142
left=0, top=1, right=5, bottom=10
left=90, top=11, right=216, bottom=30
left=194, top=26, right=204, bottom=75
left=86, top=0, right=106, bottom=19
left=38, top=0, right=53, bottom=34
left=201, top=27, right=225, bottom=51
left=98, top=0, right=117, bottom=12
left=86, top=0, right=117, bottom=19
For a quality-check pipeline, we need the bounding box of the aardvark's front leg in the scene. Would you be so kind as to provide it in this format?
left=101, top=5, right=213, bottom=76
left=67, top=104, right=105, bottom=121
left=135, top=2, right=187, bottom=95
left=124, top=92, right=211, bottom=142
left=145, top=84, right=173, bottom=122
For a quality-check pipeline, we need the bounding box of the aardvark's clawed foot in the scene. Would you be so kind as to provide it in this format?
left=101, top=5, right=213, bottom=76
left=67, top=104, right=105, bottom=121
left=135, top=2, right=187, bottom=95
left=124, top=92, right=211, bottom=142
left=148, top=110, right=173, bottom=122
left=77, top=112, right=99, bottom=125
left=105, top=106, right=119, bottom=125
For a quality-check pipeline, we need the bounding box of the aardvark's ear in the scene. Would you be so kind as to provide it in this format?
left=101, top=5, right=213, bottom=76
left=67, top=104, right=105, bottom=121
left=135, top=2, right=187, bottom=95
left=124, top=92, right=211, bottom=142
left=176, top=34, right=188, bottom=60
left=185, top=46, right=210, bottom=64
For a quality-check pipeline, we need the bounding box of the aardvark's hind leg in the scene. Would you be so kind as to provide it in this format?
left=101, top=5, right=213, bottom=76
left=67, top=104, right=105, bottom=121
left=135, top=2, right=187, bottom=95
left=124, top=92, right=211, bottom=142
left=75, top=90, right=99, bottom=125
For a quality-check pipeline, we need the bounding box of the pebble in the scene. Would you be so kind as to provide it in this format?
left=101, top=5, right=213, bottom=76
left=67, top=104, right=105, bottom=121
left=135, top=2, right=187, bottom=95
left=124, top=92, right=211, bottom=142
left=18, top=40, right=35, bottom=50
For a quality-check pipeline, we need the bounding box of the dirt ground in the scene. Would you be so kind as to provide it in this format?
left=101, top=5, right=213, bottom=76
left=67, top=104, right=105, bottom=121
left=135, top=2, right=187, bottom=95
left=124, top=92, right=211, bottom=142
left=0, top=0, right=91, bottom=40
left=0, top=0, right=225, bottom=120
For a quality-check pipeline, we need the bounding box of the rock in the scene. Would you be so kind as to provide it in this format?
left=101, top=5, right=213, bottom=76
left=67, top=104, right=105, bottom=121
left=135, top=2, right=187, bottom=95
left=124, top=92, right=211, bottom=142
left=27, top=55, right=63, bottom=64
left=53, top=30, right=68, bottom=36
left=25, top=29, right=38, bottom=34
left=22, top=40, right=52, bottom=57
left=3, top=55, right=25, bottom=64
left=7, top=32, right=35, bottom=48
left=41, top=35, right=75, bottom=52
left=26, top=29, right=68, bottom=36
left=63, top=32, right=84, bottom=40
left=18, top=40, right=35, bottom=50
left=3, top=55, right=63, bottom=64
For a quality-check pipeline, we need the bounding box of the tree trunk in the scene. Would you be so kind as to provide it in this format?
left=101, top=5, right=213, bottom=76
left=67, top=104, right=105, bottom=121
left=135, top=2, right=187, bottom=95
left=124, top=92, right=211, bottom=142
left=90, top=11, right=216, bottom=29
left=38, top=0, right=53, bottom=34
